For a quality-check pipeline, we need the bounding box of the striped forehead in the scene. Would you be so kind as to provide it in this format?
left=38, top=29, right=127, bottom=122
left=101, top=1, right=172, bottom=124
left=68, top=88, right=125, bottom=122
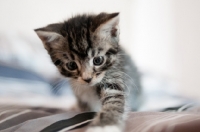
left=64, top=22, right=92, bottom=58
left=67, top=36, right=89, bottom=58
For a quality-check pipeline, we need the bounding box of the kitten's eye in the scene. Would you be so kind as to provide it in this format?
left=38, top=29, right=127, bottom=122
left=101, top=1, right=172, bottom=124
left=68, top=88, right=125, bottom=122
left=93, top=56, right=104, bottom=66
left=66, top=61, right=77, bottom=71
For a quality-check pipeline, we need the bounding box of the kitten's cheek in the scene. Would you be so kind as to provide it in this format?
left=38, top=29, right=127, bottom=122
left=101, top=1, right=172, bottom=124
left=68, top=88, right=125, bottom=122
left=76, top=77, right=87, bottom=84
left=90, top=78, right=100, bottom=86
left=90, top=72, right=105, bottom=86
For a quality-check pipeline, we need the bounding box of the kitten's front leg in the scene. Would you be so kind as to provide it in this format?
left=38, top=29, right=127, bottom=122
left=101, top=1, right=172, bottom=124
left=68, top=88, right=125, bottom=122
left=86, top=87, right=125, bottom=132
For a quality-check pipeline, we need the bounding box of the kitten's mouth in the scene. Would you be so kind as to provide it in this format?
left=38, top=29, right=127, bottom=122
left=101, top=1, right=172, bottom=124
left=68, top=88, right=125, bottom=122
left=79, top=81, right=96, bottom=87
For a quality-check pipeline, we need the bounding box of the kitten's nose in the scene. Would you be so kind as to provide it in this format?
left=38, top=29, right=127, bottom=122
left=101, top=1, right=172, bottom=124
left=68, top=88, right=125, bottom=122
left=83, top=78, right=92, bottom=83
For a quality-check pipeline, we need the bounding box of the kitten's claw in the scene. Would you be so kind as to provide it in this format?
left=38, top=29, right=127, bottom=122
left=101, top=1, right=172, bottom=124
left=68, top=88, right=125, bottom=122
left=86, top=125, right=121, bottom=132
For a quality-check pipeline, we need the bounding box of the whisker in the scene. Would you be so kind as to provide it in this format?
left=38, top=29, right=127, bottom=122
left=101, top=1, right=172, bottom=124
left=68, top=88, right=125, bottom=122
left=111, top=68, right=140, bottom=92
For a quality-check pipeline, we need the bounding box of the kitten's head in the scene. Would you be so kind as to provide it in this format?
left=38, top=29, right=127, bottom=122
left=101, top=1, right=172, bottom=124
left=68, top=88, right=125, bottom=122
left=35, top=12, right=120, bottom=86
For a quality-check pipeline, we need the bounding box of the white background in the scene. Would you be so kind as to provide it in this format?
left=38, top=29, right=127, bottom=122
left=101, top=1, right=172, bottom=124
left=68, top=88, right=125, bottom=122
left=0, top=0, right=200, bottom=99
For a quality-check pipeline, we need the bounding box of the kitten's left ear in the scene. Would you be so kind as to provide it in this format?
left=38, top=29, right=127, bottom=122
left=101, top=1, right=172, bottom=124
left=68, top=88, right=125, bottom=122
left=34, top=23, right=64, bottom=51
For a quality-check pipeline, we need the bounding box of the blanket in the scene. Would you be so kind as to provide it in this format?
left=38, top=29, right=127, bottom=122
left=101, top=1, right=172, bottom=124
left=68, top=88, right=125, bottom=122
left=0, top=104, right=200, bottom=132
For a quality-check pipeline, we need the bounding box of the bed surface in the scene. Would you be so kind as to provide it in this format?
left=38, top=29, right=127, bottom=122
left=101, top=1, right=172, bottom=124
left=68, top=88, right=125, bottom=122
left=0, top=104, right=200, bottom=132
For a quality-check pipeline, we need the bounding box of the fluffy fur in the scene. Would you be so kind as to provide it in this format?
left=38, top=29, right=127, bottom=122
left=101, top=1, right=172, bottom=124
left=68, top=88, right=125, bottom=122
left=35, top=12, right=142, bottom=132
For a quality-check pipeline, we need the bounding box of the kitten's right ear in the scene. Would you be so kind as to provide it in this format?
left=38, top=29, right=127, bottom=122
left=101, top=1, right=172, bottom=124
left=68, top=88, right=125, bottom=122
left=92, top=12, right=120, bottom=42
left=34, top=24, right=64, bottom=51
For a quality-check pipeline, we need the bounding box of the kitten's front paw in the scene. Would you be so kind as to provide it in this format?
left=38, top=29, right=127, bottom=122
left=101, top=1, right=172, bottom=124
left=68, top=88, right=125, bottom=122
left=86, top=125, right=121, bottom=132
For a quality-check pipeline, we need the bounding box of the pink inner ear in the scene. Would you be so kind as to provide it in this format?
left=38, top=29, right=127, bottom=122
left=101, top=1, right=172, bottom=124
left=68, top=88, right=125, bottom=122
left=38, top=34, right=49, bottom=42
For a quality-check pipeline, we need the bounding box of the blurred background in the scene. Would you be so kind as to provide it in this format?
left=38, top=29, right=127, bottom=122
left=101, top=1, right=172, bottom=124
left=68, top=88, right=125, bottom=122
left=0, top=0, right=199, bottom=111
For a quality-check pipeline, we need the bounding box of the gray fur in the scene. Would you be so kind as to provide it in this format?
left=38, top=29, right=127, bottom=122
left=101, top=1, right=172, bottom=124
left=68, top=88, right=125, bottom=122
left=35, top=12, right=142, bottom=130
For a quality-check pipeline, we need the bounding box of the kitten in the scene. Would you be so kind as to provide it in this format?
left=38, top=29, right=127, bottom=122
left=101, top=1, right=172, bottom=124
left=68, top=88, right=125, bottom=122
left=35, top=12, right=142, bottom=132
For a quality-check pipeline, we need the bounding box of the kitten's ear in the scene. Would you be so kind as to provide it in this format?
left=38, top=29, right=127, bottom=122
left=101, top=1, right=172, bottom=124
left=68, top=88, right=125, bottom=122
left=94, top=12, right=119, bottom=40
left=34, top=23, right=64, bottom=51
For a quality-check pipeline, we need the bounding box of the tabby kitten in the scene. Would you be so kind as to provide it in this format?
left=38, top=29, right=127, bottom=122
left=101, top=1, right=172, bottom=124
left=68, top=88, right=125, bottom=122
left=35, top=12, right=141, bottom=132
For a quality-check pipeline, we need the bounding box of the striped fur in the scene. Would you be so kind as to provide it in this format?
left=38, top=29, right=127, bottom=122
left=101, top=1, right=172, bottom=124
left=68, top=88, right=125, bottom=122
left=35, top=12, right=142, bottom=131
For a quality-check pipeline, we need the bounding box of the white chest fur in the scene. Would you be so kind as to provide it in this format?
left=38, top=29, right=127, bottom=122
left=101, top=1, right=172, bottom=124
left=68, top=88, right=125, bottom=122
left=70, top=82, right=101, bottom=112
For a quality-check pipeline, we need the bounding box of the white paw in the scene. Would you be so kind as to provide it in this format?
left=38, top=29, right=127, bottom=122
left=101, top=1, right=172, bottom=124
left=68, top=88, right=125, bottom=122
left=86, top=125, right=121, bottom=132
